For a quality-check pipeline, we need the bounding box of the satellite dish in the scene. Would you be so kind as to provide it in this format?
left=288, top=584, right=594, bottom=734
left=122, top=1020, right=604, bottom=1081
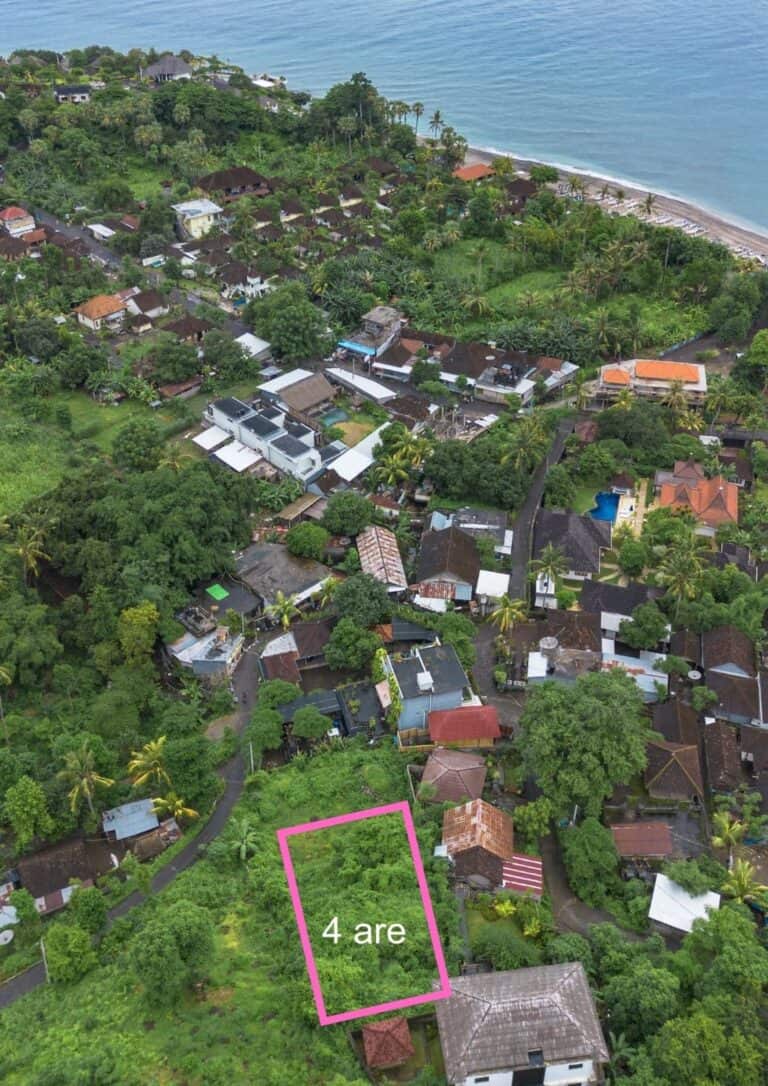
left=687, top=670, right=702, bottom=682
left=0, top=930, right=14, bottom=946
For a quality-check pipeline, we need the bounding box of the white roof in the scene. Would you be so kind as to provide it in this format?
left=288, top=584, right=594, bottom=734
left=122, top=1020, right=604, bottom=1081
left=172, top=198, right=222, bottom=217
left=236, top=332, right=271, bottom=357
left=648, top=873, right=720, bottom=933
left=258, top=367, right=312, bottom=394
left=213, top=440, right=262, bottom=472
left=412, top=594, right=449, bottom=613
left=192, top=425, right=231, bottom=451
left=0, top=906, right=18, bottom=929
left=326, top=366, right=396, bottom=404
left=87, top=223, right=115, bottom=239
left=331, top=423, right=390, bottom=482
left=261, top=631, right=298, bottom=657
left=476, top=569, right=510, bottom=599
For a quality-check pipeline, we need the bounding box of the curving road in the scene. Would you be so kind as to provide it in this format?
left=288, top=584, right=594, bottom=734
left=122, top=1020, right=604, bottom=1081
left=0, top=651, right=260, bottom=1010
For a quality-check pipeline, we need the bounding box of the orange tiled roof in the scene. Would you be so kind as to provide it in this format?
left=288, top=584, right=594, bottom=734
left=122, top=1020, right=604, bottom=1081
left=75, top=293, right=127, bottom=320
left=634, top=360, right=700, bottom=383
left=0, top=206, right=30, bottom=221
left=659, top=475, right=738, bottom=527
left=602, top=367, right=631, bottom=385
left=452, top=163, right=496, bottom=182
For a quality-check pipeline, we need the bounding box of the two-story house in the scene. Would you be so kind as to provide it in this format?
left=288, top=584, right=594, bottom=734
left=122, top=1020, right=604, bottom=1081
left=384, top=643, right=470, bottom=731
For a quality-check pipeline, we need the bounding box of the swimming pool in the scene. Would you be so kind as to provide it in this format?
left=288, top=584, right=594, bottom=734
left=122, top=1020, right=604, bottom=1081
left=322, top=408, right=349, bottom=426
left=590, top=491, right=619, bottom=522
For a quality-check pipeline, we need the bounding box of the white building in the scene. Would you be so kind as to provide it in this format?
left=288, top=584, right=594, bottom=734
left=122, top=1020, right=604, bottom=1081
left=172, top=198, right=223, bottom=240
left=649, top=873, right=720, bottom=934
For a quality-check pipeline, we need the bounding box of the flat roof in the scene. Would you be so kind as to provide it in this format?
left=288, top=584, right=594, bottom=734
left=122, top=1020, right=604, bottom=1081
left=258, top=367, right=313, bottom=394
left=331, top=422, right=390, bottom=481
left=102, top=799, right=159, bottom=841
left=476, top=569, right=511, bottom=598
left=326, top=366, right=396, bottom=403
left=172, top=198, right=223, bottom=216
left=192, top=425, right=231, bottom=451
left=213, top=440, right=262, bottom=472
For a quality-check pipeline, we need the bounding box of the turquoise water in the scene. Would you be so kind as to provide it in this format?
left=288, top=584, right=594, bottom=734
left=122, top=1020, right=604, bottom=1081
left=590, top=492, right=619, bottom=522
left=4, top=0, right=768, bottom=230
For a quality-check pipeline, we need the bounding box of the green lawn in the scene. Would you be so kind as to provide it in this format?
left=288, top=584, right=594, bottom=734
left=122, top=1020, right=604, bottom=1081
left=485, top=268, right=565, bottom=308
left=0, top=413, right=74, bottom=516
left=572, top=479, right=601, bottom=515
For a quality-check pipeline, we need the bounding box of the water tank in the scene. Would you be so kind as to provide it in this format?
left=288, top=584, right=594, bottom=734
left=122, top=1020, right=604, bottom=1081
left=539, top=636, right=559, bottom=654
left=687, top=669, right=702, bottom=682
left=417, top=670, right=434, bottom=693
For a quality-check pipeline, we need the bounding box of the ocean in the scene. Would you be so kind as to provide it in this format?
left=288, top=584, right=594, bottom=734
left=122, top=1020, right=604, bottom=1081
left=2, top=0, right=767, bottom=230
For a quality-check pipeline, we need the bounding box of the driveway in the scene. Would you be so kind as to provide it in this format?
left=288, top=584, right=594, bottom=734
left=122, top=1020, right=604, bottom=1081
left=30, top=207, right=122, bottom=270
left=473, top=622, right=526, bottom=734
left=541, top=834, right=640, bottom=939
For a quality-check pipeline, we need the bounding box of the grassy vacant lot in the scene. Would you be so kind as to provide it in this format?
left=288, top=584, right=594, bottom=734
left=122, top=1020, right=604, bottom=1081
left=0, top=411, right=73, bottom=516
left=0, top=746, right=457, bottom=1086
left=338, top=415, right=377, bottom=445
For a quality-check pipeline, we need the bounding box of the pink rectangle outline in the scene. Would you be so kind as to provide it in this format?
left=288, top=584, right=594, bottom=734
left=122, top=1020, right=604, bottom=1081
left=277, top=800, right=452, bottom=1025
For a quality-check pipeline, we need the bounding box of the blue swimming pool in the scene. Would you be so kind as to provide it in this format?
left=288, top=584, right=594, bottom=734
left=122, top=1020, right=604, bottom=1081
left=321, top=408, right=349, bottom=426
left=590, top=491, right=619, bottom=522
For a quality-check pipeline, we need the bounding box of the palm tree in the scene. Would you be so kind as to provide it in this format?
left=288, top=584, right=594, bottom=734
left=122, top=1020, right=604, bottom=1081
left=614, top=188, right=626, bottom=206
left=642, top=192, right=657, bottom=217
left=153, top=792, right=198, bottom=824
left=159, top=449, right=192, bottom=472
left=266, top=590, right=301, bottom=631
left=662, top=379, right=688, bottom=422
left=461, top=290, right=491, bottom=318
left=372, top=453, right=410, bottom=488
left=337, top=114, right=357, bottom=154
left=529, top=543, right=569, bottom=587
left=487, top=596, right=528, bottom=636
left=711, top=810, right=746, bottom=868
left=128, top=736, right=170, bottom=790
left=12, top=524, right=49, bottom=585
left=657, top=539, right=704, bottom=618
left=428, top=109, right=443, bottom=139
left=0, top=664, right=11, bottom=746
left=57, top=743, right=114, bottom=816
left=721, top=858, right=768, bottom=904
left=232, top=816, right=259, bottom=863
left=614, top=387, right=635, bottom=411
left=412, top=101, right=424, bottom=136
left=607, top=1031, right=636, bottom=1085
left=313, top=577, right=339, bottom=610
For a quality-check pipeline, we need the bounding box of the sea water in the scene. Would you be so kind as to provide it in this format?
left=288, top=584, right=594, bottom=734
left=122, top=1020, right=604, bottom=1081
left=3, top=0, right=767, bottom=230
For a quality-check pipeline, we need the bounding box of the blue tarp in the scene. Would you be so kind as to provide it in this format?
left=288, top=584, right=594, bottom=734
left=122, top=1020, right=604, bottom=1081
left=338, top=339, right=375, bottom=356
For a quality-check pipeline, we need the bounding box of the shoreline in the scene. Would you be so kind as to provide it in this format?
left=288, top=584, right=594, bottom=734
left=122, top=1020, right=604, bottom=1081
left=462, top=144, right=768, bottom=263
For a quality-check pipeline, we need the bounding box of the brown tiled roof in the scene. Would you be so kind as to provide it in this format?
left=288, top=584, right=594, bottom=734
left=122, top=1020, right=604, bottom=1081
left=17, top=836, right=118, bottom=898
left=707, top=670, right=759, bottom=722
left=533, top=510, right=610, bottom=575
left=701, top=625, right=756, bottom=677
left=645, top=738, right=703, bottom=800
left=132, top=289, right=166, bottom=313
left=292, top=619, right=334, bottom=661
left=357, top=525, right=407, bottom=589
left=362, top=1017, right=414, bottom=1069
left=428, top=706, right=501, bottom=743
left=422, top=748, right=487, bottom=803
left=279, top=372, right=334, bottom=414
left=659, top=476, right=739, bottom=528
left=416, top=525, right=480, bottom=586
left=704, top=719, right=741, bottom=791
left=443, top=799, right=513, bottom=862
left=611, top=821, right=674, bottom=858
left=435, top=964, right=608, bottom=1082
left=262, top=650, right=300, bottom=684
left=75, top=293, right=126, bottom=320
left=670, top=630, right=700, bottom=663
left=163, top=314, right=214, bottom=339
left=651, top=700, right=699, bottom=745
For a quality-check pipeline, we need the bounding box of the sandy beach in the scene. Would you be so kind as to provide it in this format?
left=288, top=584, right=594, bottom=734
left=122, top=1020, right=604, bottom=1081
left=463, top=145, right=768, bottom=263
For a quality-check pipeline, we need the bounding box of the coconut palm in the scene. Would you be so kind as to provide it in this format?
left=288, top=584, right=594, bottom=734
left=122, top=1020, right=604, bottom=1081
left=614, top=188, right=626, bottom=205
left=711, top=810, right=746, bottom=868
left=372, top=453, right=410, bottom=488
left=337, top=114, right=357, bottom=154
left=12, top=524, right=50, bottom=585
left=461, top=290, right=491, bottom=318
left=159, top=449, right=192, bottom=472
left=57, top=743, right=115, bottom=816
left=412, top=101, right=424, bottom=136
left=231, top=816, right=259, bottom=863
left=642, top=192, right=657, bottom=217
left=487, top=596, right=528, bottom=636
left=428, top=110, right=443, bottom=138
left=614, top=387, right=635, bottom=412
left=390, top=433, right=432, bottom=467
left=266, top=590, right=301, bottom=631
left=153, top=792, right=198, bottom=824
left=721, top=858, right=768, bottom=904
left=657, top=540, right=704, bottom=618
left=662, top=379, right=688, bottom=422
left=529, top=543, right=569, bottom=586
left=313, top=577, right=339, bottom=610
left=128, top=736, right=170, bottom=790
left=0, top=664, right=11, bottom=746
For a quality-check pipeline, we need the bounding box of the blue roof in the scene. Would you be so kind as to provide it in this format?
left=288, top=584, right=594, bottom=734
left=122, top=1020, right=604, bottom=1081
left=338, top=339, right=376, bottom=356
left=102, top=799, right=159, bottom=841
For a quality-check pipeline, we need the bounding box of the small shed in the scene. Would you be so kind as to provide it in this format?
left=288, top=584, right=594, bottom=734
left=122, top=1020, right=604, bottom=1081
left=648, top=873, right=720, bottom=934
left=362, top=1016, right=415, bottom=1070
left=102, top=799, right=159, bottom=842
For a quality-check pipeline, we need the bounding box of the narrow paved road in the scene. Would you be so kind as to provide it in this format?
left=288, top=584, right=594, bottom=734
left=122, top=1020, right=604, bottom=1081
left=0, top=651, right=260, bottom=1010
left=508, top=417, right=575, bottom=600
left=29, top=206, right=123, bottom=270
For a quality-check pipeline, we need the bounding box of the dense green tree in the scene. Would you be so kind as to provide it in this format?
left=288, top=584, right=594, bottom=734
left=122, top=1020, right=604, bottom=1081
left=117, top=601, right=160, bottom=664
left=618, top=602, right=668, bottom=650
left=134, top=900, right=214, bottom=1005
left=248, top=283, right=330, bottom=362
left=44, top=924, right=97, bottom=984
left=561, top=817, right=621, bottom=907
left=321, top=492, right=374, bottom=536
left=333, top=574, right=391, bottom=627
left=292, top=706, right=333, bottom=741
left=163, top=735, right=218, bottom=811
left=69, top=885, right=108, bottom=934
left=4, top=775, right=54, bottom=850
left=257, top=680, right=302, bottom=709
left=325, top=618, right=381, bottom=672
left=518, top=672, right=650, bottom=816
left=246, top=708, right=284, bottom=753
left=112, top=418, right=164, bottom=472
left=285, top=522, right=330, bottom=560
left=603, top=960, right=680, bottom=1042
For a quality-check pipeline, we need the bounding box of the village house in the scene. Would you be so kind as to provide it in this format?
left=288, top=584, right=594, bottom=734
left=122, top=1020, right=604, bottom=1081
left=441, top=798, right=543, bottom=896
left=384, top=642, right=470, bottom=731
left=126, top=289, right=169, bottom=322
left=649, top=873, right=720, bottom=936
left=420, top=748, right=487, bottom=803
left=703, top=717, right=741, bottom=793
left=356, top=524, right=407, bottom=593
left=339, top=305, right=403, bottom=359
left=53, top=84, right=91, bottom=104
left=235, top=541, right=331, bottom=610
left=645, top=735, right=704, bottom=804
left=196, top=166, right=271, bottom=201
left=172, top=198, right=223, bottom=240
left=428, top=705, right=502, bottom=747
left=411, top=525, right=481, bottom=611
left=597, top=358, right=707, bottom=403
left=0, top=205, right=35, bottom=237
left=611, top=821, right=675, bottom=862
left=533, top=510, right=611, bottom=601
left=452, top=162, right=496, bottom=183
left=74, top=293, right=127, bottom=332
left=14, top=836, right=118, bottom=917
left=697, top=625, right=765, bottom=726
left=143, top=53, right=193, bottom=82
left=654, top=460, right=739, bottom=533
left=435, top=963, right=608, bottom=1086
left=579, top=579, right=665, bottom=640
left=168, top=625, right=244, bottom=678
left=516, top=610, right=602, bottom=687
